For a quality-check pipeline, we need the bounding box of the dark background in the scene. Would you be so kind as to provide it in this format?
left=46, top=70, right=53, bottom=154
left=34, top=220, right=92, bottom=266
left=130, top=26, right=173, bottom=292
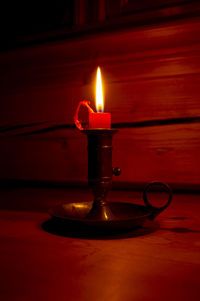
left=1, top=0, right=199, bottom=50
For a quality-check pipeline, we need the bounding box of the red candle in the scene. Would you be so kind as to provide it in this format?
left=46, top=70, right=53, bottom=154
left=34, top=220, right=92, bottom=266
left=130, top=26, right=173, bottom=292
left=89, top=112, right=111, bottom=129
left=89, top=67, right=111, bottom=129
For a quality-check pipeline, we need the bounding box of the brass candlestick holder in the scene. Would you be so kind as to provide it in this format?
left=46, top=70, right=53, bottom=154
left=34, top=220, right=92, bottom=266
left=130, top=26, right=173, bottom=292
left=49, top=129, right=172, bottom=232
left=83, top=129, right=120, bottom=221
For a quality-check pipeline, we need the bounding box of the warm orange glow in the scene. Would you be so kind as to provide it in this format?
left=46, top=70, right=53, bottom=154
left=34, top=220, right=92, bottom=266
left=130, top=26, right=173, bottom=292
left=96, top=67, right=104, bottom=112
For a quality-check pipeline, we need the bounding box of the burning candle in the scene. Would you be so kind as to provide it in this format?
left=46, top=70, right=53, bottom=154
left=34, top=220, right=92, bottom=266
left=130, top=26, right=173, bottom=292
left=74, top=67, right=111, bottom=130
left=89, top=67, right=111, bottom=129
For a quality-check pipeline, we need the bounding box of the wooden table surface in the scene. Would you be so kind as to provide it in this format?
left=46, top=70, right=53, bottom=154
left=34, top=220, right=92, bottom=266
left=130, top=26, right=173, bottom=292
left=0, top=188, right=199, bottom=301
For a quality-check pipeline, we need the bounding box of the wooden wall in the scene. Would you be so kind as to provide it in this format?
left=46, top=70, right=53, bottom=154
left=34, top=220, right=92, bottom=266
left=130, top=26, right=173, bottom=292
left=0, top=16, right=200, bottom=190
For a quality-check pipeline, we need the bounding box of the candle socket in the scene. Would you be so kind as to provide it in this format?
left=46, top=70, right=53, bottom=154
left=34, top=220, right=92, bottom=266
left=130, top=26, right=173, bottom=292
left=83, top=129, right=120, bottom=221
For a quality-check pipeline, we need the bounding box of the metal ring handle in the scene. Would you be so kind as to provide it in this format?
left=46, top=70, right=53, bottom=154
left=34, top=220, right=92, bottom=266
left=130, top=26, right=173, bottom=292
left=143, top=182, right=172, bottom=212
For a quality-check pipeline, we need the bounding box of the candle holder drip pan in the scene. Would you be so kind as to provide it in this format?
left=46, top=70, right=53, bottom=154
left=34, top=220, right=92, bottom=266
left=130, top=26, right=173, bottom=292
left=49, top=190, right=171, bottom=231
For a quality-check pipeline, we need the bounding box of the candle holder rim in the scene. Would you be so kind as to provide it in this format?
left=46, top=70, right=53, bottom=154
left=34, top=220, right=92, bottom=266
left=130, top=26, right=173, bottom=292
left=82, top=129, right=118, bottom=135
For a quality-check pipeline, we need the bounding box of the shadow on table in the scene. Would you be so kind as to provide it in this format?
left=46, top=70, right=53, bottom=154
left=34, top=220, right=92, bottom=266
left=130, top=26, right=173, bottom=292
left=42, top=217, right=160, bottom=240
left=160, top=227, right=200, bottom=233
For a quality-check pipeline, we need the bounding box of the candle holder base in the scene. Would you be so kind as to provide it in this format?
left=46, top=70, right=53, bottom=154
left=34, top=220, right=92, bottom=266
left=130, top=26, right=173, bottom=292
left=86, top=199, right=115, bottom=221
left=49, top=201, right=149, bottom=230
left=49, top=182, right=172, bottom=231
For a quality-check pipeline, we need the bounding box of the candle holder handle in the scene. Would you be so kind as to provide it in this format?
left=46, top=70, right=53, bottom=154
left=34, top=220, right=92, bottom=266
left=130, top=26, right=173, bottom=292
left=143, top=182, right=173, bottom=220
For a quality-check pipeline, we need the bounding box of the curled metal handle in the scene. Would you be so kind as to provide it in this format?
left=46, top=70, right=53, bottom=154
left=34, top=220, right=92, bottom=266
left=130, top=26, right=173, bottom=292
left=143, top=182, right=172, bottom=219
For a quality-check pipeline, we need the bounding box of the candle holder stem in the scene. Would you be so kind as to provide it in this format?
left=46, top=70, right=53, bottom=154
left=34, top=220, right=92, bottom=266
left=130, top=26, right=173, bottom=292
left=87, top=186, right=114, bottom=220
left=83, top=129, right=118, bottom=221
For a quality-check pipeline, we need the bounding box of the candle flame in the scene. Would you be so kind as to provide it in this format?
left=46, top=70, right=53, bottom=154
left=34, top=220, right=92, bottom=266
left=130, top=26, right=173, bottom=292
left=96, top=67, right=104, bottom=112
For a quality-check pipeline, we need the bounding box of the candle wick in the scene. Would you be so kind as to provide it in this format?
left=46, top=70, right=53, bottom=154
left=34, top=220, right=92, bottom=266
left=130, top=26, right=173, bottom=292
left=97, top=105, right=103, bottom=113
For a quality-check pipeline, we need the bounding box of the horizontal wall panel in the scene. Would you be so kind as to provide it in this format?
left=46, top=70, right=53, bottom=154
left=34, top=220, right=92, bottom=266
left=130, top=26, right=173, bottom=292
left=0, top=123, right=199, bottom=186
left=1, top=19, right=200, bottom=126
left=0, top=73, right=200, bottom=125
left=113, top=124, right=200, bottom=185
